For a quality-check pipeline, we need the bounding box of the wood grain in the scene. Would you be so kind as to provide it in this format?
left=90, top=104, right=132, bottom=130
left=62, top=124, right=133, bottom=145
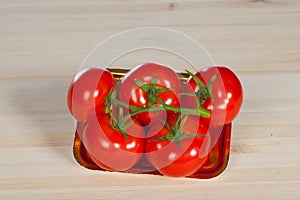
left=0, top=0, right=299, bottom=199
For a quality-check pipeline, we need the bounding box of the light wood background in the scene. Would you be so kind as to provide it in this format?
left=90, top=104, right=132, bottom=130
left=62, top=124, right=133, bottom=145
left=1, top=0, right=300, bottom=199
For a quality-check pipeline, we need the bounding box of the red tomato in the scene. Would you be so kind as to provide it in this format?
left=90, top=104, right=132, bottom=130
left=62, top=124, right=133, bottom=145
left=119, top=63, right=181, bottom=126
left=67, top=68, right=115, bottom=122
left=82, top=114, right=145, bottom=171
left=184, top=66, right=243, bottom=125
left=146, top=116, right=211, bottom=177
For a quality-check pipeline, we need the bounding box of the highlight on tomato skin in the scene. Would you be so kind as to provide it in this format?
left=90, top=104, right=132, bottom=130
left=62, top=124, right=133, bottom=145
left=184, top=66, right=243, bottom=126
left=67, top=68, right=115, bottom=122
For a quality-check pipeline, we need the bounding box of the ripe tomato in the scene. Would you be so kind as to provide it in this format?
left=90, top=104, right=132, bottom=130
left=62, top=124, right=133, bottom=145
left=184, top=66, right=243, bottom=125
left=82, top=114, right=145, bottom=171
left=67, top=68, right=115, bottom=122
left=119, top=63, right=181, bottom=126
left=146, top=116, right=211, bottom=177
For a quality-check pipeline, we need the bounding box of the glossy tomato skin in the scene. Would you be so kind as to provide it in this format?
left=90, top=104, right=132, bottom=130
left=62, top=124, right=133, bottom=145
left=184, top=66, right=243, bottom=125
left=67, top=68, right=115, bottom=122
left=146, top=116, right=211, bottom=177
left=119, top=63, right=181, bottom=126
left=82, top=114, right=145, bottom=171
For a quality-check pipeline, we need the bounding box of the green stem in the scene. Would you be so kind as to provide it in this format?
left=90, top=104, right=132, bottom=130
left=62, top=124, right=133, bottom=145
left=110, top=94, right=210, bottom=119
left=122, top=103, right=210, bottom=118
left=107, top=73, right=211, bottom=137
left=110, top=97, right=140, bottom=111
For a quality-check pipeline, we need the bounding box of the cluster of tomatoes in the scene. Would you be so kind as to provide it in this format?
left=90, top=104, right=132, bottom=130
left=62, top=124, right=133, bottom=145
left=67, top=63, right=243, bottom=177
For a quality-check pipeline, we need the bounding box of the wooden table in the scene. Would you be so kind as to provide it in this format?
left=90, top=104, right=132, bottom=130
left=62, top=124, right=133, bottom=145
left=1, top=0, right=299, bottom=199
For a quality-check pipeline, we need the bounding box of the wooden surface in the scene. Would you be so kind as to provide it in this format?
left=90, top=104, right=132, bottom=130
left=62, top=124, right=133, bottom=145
left=1, top=0, right=300, bottom=199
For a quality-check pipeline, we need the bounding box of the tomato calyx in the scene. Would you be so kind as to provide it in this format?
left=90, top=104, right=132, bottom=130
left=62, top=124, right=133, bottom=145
left=151, top=115, right=206, bottom=149
left=184, top=70, right=217, bottom=108
left=104, top=83, right=137, bottom=140
left=134, top=75, right=174, bottom=107
left=109, top=107, right=136, bottom=140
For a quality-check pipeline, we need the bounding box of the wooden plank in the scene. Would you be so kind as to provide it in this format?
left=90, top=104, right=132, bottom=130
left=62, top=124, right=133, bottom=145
left=0, top=0, right=299, bottom=199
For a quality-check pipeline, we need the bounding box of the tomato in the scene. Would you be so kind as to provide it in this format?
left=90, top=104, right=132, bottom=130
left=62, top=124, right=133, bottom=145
left=67, top=68, right=115, bottom=122
left=119, top=63, right=181, bottom=126
left=82, top=114, right=145, bottom=171
left=146, top=116, right=211, bottom=177
left=184, top=66, right=243, bottom=125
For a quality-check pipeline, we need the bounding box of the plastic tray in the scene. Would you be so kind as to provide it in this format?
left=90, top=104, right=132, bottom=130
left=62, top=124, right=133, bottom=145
left=72, top=68, right=232, bottom=179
